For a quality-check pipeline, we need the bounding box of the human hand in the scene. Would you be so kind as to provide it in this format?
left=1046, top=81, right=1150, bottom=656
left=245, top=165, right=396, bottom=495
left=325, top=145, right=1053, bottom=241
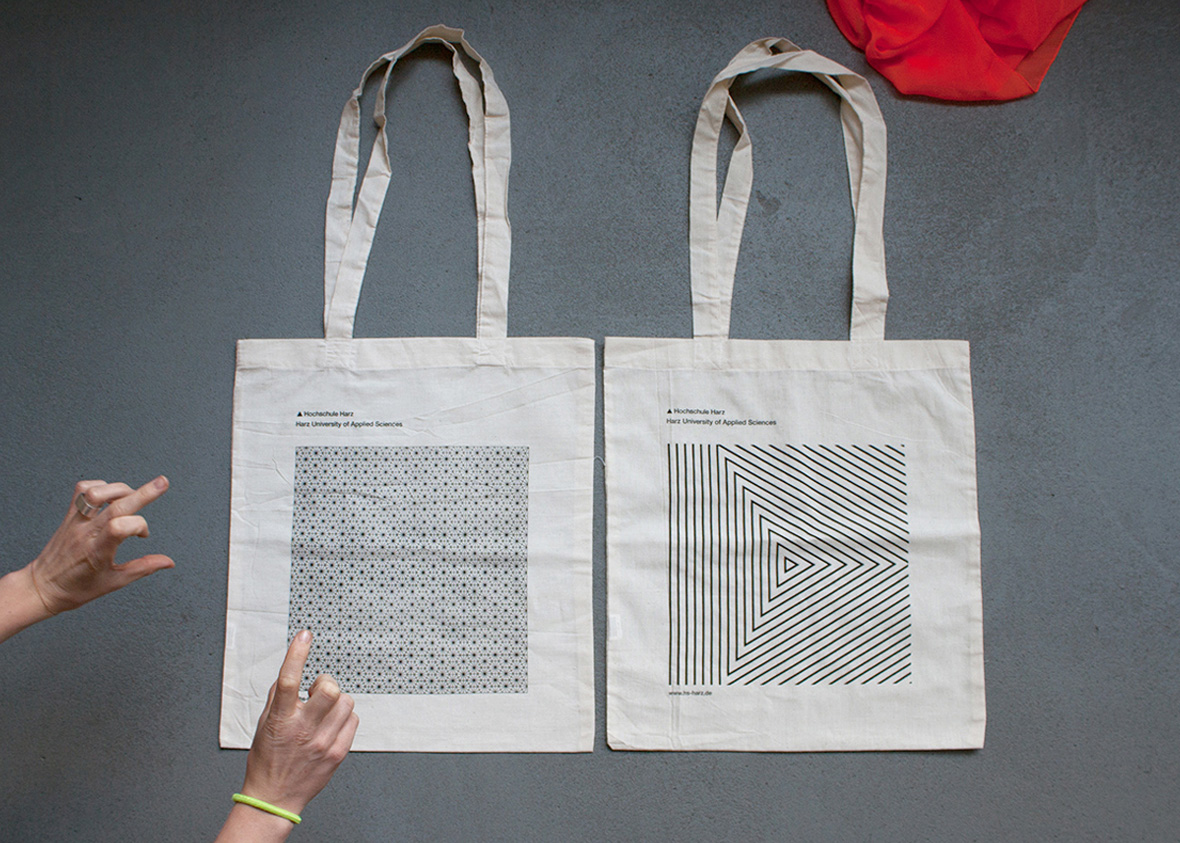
left=240, top=630, right=359, bottom=817
left=28, top=476, right=173, bottom=616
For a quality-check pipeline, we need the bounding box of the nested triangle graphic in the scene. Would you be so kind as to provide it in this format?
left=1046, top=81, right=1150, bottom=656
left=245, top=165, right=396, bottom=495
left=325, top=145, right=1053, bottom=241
left=668, top=444, right=911, bottom=686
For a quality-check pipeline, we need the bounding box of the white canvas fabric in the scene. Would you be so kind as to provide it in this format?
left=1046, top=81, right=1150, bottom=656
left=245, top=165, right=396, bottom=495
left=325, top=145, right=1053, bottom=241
left=219, top=25, right=595, bottom=752
left=604, top=38, right=985, bottom=751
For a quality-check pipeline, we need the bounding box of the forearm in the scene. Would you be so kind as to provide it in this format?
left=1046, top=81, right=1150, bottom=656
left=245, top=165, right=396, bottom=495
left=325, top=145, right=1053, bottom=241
left=0, top=564, right=54, bottom=643
left=214, top=804, right=296, bottom=843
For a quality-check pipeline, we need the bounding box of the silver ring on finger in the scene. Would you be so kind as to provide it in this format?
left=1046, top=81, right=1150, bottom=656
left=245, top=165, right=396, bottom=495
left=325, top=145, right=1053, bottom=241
left=75, top=493, right=103, bottom=518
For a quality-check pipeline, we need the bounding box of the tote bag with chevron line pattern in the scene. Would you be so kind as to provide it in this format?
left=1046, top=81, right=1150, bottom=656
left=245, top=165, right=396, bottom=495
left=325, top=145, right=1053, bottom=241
left=604, top=38, right=985, bottom=751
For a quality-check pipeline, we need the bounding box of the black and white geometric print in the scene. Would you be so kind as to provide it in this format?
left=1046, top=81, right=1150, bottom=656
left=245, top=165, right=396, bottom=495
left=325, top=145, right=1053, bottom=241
left=288, top=445, right=529, bottom=695
left=669, top=444, right=911, bottom=686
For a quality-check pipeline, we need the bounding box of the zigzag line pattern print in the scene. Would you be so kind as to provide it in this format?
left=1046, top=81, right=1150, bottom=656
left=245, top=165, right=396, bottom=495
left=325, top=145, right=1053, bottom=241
left=669, top=444, right=911, bottom=686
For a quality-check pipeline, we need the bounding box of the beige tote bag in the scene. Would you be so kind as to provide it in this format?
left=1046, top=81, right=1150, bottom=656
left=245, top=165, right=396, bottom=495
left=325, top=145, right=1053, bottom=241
left=605, top=38, right=985, bottom=751
left=220, top=26, right=594, bottom=752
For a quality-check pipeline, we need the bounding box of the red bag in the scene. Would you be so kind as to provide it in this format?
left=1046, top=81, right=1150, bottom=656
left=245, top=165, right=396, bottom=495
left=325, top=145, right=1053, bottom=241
left=827, top=0, right=1087, bottom=101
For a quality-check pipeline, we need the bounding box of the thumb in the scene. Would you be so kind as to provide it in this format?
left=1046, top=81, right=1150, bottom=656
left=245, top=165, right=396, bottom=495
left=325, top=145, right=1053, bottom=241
left=117, top=554, right=176, bottom=581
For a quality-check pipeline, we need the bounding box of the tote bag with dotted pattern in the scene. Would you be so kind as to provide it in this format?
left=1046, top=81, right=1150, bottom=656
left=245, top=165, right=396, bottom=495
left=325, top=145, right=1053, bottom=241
left=220, top=26, right=594, bottom=752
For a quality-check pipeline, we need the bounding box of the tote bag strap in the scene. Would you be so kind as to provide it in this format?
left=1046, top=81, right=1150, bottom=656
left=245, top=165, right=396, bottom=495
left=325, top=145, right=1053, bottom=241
left=689, top=38, right=888, bottom=341
left=323, top=24, right=512, bottom=340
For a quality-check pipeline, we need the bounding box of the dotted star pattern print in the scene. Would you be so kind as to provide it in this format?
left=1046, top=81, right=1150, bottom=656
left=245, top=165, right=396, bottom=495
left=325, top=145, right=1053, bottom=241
left=287, top=445, right=529, bottom=695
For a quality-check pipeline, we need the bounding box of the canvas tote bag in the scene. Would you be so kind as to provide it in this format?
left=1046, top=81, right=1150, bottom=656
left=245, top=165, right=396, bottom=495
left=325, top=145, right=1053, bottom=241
left=220, top=25, right=595, bottom=752
left=605, top=38, right=985, bottom=751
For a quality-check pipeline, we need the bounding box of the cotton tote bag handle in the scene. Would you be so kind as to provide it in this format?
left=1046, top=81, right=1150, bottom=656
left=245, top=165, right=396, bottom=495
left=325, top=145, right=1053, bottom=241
left=689, top=37, right=889, bottom=341
left=323, top=24, right=512, bottom=340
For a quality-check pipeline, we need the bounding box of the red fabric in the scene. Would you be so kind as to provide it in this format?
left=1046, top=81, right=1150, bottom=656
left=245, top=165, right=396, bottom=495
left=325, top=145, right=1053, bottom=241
left=826, top=0, right=1087, bottom=101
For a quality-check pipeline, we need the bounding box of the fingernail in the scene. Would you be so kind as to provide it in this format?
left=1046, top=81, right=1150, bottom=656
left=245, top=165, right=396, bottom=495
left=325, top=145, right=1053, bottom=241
left=154, top=475, right=169, bottom=490
left=297, top=629, right=311, bottom=643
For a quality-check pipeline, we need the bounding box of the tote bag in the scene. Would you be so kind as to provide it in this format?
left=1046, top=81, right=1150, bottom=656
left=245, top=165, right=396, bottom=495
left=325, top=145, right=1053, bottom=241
left=604, top=38, right=985, bottom=751
left=220, top=25, right=595, bottom=752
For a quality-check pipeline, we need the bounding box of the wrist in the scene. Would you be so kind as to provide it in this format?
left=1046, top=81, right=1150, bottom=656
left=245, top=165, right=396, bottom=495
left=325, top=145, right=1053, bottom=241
left=216, top=803, right=296, bottom=843
left=0, top=565, right=56, bottom=643
left=233, top=793, right=302, bottom=824
left=239, top=780, right=307, bottom=818
left=26, top=559, right=66, bottom=615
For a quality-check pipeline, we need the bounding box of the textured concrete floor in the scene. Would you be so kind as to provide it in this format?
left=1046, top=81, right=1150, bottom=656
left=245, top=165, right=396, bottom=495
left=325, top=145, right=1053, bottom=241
left=1, top=1, right=1177, bottom=840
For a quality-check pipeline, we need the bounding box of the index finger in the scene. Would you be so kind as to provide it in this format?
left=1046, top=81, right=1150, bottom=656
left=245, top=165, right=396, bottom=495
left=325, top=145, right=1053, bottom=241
left=106, top=475, right=170, bottom=518
left=274, top=630, right=312, bottom=716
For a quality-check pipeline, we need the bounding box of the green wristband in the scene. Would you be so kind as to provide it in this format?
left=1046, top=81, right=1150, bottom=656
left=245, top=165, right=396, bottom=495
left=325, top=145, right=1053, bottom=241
left=232, top=793, right=302, bottom=825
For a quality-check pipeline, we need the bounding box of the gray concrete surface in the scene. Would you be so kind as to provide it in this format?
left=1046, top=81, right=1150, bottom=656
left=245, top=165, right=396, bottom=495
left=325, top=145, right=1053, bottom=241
left=1, top=1, right=1176, bottom=840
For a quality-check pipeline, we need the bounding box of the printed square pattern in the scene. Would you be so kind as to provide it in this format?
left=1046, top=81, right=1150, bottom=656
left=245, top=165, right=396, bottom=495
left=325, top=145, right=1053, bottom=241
left=669, top=444, right=911, bottom=686
left=288, top=445, right=528, bottom=695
